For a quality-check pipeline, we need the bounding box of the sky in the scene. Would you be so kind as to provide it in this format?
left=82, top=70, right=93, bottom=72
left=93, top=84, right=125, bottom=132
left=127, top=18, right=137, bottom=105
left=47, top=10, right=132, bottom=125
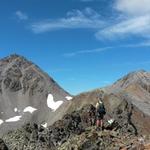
left=0, top=0, right=150, bottom=95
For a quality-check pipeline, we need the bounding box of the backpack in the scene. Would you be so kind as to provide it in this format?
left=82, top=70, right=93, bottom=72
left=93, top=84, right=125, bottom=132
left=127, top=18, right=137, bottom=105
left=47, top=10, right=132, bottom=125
left=97, top=103, right=106, bottom=115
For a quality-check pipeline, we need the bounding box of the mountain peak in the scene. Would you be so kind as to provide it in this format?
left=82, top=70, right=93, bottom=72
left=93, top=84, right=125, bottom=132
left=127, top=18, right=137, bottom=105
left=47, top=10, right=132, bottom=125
left=1, top=54, right=28, bottom=63
left=0, top=55, right=70, bottom=135
left=8, top=53, right=22, bottom=58
left=112, top=70, right=150, bottom=90
left=124, top=69, right=149, bottom=80
left=127, top=69, right=147, bottom=76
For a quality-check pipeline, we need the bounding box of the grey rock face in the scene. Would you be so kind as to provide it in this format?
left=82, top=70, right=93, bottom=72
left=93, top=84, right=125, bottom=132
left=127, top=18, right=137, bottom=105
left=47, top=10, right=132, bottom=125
left=0, top=54, right=71, bottom=136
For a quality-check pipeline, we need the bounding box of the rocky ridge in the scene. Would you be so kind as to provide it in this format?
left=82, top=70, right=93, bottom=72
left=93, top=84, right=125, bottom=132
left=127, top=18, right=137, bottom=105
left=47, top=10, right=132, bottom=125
left=66, top=70, right=150, bottom=135
left=2, top=104, right=150, bottom=150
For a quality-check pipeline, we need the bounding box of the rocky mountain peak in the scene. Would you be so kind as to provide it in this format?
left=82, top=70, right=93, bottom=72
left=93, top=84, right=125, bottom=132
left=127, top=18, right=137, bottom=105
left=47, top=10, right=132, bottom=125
left=0, top=55, right=71, bottom=136
left=112, top=70, right=150, bottom=90
left=125, top=70, right=148, bottom=80
left=0, top=54, right=33, bottom=70
left=1, top=54, right=28, bottom=61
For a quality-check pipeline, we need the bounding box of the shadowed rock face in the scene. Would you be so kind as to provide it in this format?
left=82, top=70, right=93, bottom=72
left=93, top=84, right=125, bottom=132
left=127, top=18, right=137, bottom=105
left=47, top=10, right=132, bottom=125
left=0, top=139, right=8, bottom=150
left=0, top=54, right=71, bottom=136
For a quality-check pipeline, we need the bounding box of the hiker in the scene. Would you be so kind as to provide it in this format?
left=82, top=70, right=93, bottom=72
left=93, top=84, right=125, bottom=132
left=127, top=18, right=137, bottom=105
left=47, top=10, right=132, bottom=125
left=96, top=97, right=106, bottom=130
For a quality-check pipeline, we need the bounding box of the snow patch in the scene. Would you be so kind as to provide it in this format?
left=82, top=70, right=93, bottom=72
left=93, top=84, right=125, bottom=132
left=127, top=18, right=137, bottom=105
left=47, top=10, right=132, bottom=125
left=47, top=94, right=63, bottom=111
left=0, top=119, right=4, bottom=125
left=23, top=106, right=37, bottom=114
left=41, top=122, right=48, bottom=128
left=5, top=116, right=22, bottom=122
left=14, top=108, right=18, bottom=112
left=108, top=119, right=114, bottom=125
left=66, top=96, right=73, bottom=101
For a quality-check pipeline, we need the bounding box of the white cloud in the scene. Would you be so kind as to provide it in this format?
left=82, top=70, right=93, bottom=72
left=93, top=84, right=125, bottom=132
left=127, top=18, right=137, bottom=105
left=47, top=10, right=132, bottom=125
left=115, top=0, right=150, bottom=16
left=96, top=15, right=150, bottom=39
left=28, top=0, right=150, bottom=41
left=15, top=11, right=28, bottom=20
left=63, top=47, right=112, bottom=57
left=30, top=8, right=104, bottom=33
left=96, top=0, right=150, bottom=40
left=63, top=41, right=150, bottom=57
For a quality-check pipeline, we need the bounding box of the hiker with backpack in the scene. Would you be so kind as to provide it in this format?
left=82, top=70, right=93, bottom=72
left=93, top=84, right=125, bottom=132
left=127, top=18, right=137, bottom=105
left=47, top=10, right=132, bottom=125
left=96, top=96, right=106, bottom=130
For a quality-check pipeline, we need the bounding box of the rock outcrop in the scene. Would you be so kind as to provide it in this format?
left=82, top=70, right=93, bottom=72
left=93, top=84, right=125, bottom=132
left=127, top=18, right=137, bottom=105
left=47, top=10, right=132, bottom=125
left=3, top=104, right=148, bottom=150
left=0, top=139, right=8, bottom=150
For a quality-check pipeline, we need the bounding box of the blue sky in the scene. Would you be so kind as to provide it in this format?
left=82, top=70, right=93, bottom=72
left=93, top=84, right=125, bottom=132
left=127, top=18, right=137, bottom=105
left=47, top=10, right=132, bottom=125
left=0, top=0, right=150, bottom=95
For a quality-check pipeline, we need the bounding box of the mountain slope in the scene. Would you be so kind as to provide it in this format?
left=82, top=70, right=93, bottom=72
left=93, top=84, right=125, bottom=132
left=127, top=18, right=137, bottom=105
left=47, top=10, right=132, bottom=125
left=66, top=70, right=150, bottom=135
left=0, top=54, right=72, bottom=136
left=107, top=70, right=150, bottom=116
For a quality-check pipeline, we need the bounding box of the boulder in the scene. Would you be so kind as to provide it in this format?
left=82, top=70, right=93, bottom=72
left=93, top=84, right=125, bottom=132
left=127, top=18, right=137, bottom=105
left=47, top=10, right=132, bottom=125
left=0, top=139, right=8, bottom=150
